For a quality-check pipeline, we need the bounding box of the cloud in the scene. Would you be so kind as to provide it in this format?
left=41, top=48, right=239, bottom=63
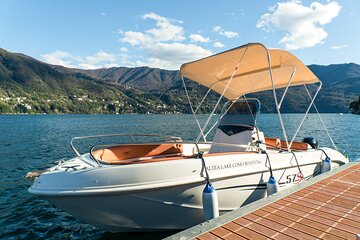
left=119, top=13, right=212, bottom=69
left=40, top=50, right=77, bottom=68
left=120, top=12, right=185, bottom=46
left=212, top=26, right=239, bottom=38
left=121, top=31, right=150, bottom=46
left=100, top=12, right=107, bottom=16
left=84, top=50, right=117, bottom=65
left=144, top=43, right=211, bottom=69
left=42, top=13, right=214, bottom=70
left=119, top=47, right=128, bottom=53
left=41, top=50, right=120, bottom=69
left=143, top=13, right=185, bottom=42
left=331, top=44, right=348, bottom=49
left=213, top=41, right=225, bottom=48
left=79, top=63, right=120, bottom=69
left=189, top=34, right=210, bottom=43
left=257, top=1, right=341, bottom=50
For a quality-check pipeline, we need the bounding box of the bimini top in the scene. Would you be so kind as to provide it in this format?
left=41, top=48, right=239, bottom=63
left=180, top=43, right=319, bottom=99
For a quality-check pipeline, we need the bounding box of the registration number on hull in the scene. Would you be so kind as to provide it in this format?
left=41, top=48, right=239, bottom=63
left=280, top=173, right=303, bottom=185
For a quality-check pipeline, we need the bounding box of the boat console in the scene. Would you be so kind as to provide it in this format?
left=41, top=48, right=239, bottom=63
left=209, top=99, right=264, bottom=153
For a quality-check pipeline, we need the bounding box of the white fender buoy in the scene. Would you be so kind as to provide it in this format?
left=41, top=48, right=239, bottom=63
left=321, top=156, right=332, bottom=173
left=266, top=175, right=279, bottom=196
left=202, top=182, right=219, bottom=221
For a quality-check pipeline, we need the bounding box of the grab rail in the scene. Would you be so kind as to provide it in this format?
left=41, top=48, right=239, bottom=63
left=89, top=140, right=263, bottom=164
left=70, top=133, right=182, bottom=157
left=89, top=141, right=184, bottom=163
left=71, top=133, right=264, bottom=167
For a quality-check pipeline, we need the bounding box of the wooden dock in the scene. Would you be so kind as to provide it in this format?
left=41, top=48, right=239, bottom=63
left=166, top=161, right=360, bottom=240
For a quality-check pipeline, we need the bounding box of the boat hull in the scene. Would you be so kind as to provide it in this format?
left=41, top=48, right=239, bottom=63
left=29, top=148, right=348, bottom=232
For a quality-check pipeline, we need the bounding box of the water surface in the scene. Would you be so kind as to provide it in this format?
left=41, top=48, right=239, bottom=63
left=0, top=114, right=359, bottom=239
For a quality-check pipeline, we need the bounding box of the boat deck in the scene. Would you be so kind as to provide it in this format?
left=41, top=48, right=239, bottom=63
left=166, top=161, right=360, bottom=240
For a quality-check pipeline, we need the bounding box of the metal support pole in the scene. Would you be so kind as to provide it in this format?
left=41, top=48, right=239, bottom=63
left=290, top=82, right=322, bottom=146
left=278, top=65, right=296, bottom=108
left=195, top=47, right=249, bottom=143
left=180, top=75, right=207, bottom=142
left=304, top=84, right=338, bottom=151
left=262, top=45, right=291, bottom=152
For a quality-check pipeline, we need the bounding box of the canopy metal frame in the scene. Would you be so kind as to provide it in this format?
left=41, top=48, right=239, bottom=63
left=180, top=43, right=337, bottom=152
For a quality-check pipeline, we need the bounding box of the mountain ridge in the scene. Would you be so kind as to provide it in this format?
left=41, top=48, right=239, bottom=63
left=0, top=48, right=359, bottom=114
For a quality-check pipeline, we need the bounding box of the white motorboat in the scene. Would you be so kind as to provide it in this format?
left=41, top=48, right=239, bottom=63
left=28, top=43, right=349, bottom=232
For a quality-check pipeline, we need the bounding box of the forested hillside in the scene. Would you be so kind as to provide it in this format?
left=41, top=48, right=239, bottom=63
left=0, top=48, right=359, bottom=114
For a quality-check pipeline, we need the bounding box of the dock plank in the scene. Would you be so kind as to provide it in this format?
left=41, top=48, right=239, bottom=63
left=286, top=193, right=360, bottom=217
left=250, top=209, right=318, bottom=240
left=165, top=162, right=360, bottom=240
left=262, top=204, right=356, bottom=239
left=242, top=214, right=297, bottom=240
left=282, top=197, right=360, bottom=227
left=307, top=184, right=359, bottom=199
left=196, top=232, right=221, bottom=240
left=222, top=221, right=268, bottom=240
left=274, top=199, right=360, bottom=233
left=209, top=225, right=234, bottom=238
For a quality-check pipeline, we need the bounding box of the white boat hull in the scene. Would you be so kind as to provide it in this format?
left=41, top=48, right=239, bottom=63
left=29, top=147, right=348, bottom=232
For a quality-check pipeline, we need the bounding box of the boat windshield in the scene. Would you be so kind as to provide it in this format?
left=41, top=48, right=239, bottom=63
left=219, top=99, right=260, bottom=127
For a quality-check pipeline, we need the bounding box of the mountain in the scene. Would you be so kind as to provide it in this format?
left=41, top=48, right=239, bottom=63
left=308, top=63, right=360, bottom=86
left=69, top=61, right=360, bottom=113
left=0, top=48, right=186, bottom=114
left=61, top=66, right=181, bottom=92
left=308, top=64, right=360, bottom=113
left=0, top=48, right=359, bottom=114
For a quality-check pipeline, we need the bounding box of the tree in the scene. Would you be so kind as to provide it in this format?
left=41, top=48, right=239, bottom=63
left=349, top=96, right=360, bottom=114
left=0, top=102, right=12, bottom=113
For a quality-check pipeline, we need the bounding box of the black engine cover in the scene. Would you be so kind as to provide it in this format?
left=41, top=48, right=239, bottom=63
left=302, top=137, right=318, bottom=149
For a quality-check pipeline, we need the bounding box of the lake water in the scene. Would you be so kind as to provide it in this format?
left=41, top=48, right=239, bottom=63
left=0, top=114, right=359, bottom=239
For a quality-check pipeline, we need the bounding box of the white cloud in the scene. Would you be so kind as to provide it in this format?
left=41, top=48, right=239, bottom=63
left=119, top=47, right=128, bottom=53
left=257, top=1, right=341, bottom=50
left=84, top=50, right=117, bottom=65
left=143, top=13, right=185, bottom=42
left=331, top=44, right=348, bottom=49
left=120, top=12, right=185, bottom=46
left=41, top=50, right=120, bottom=69
left=145, top=43, right=211, bottom=69
left=119, top=13, right=212, bottom=69
left=42, top=13, right=214, bottom=70
left=118, top=53, right=135, bottom=67
left=121, top=31, right=150, bottom=46
left=213, top=26, right=239, bottom=38
left=100, top=12, right=107, bottom=16
left=78, top=63, right=100, bottom=69
left=125, top=43, right=211, bottom=69
left=189, top=34, right=210, bottom=43
left=213, top=41, right=225, bottom=48
left=40, top=50, right=77, bottom=68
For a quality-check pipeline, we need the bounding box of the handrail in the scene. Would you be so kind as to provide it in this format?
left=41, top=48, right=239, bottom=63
left=89, top=140, right=262, bottom=164
left=89, top=141, right=185, bottom=162
left=70, top=133, right=182, bottom=157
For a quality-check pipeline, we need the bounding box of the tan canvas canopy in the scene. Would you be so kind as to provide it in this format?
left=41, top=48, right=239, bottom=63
left=180, top=43, right=319, bottom=99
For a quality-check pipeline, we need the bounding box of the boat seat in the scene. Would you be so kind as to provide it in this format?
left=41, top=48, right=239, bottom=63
left=264, top=137, right=281, bottom=148
left=92, top=143, right=183, bottom=163
left=265, top=137, right=308, bottom=151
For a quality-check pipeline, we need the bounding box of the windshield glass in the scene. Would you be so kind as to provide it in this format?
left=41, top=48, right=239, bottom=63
left=218, top=99, right=260, bottom=127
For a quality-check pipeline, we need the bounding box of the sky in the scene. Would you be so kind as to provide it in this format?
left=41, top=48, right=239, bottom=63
left=0, top=0, right=359, bottom=70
